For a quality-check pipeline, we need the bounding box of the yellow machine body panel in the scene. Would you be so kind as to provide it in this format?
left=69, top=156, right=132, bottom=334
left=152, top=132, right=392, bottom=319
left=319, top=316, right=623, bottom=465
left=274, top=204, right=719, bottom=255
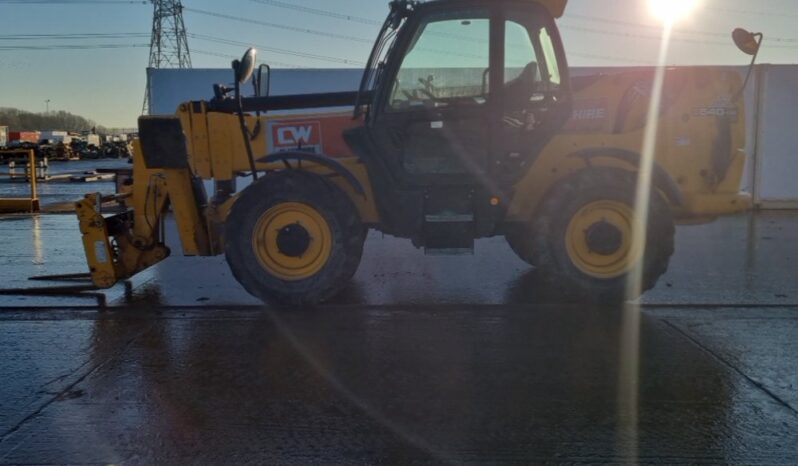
left=508, top=68, right=751, bottom=222
left=572, top=68, right=745, bottom=218
left=175, top=103, right=380, bottom=225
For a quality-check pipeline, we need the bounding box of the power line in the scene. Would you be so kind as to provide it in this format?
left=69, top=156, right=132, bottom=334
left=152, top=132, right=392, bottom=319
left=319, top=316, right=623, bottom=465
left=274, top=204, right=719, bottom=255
left=244, top=0, right=798, bottom=49
left=562, top=23, right=798, bottom=49
left=191, top=49, right=236, bottom=59
left=708, top=6, right=798, bottom=19
left=192, top=49, right=305, bottom=69
left=184, top=7, right=372, bottom=44
left=0, top=33, right=148, bottom=40
left=567, top=13, right=798, bottom=44
left=247, top=0, right=381, bottom=26
left=568, top=0, right=798, bottom=19
left=189, top=33, right=365, bottom=66
left=562, top=24, right=726, bottom=46
left=569, top=51, right=653, bottom=65
left=566, top=13, right=726, bottom=38
left=198, top=3, right=772, bottom=66
left=186, top=8, right=482, bottom=62
left=0, top=0, right=146, bottom=4
left=0, top=43, right=149, bottom=51
left=186, top=6, right=491, bottom=53
left=250, top=0, right=798, bottom=46
left=3, top=0, right=793, bottom=71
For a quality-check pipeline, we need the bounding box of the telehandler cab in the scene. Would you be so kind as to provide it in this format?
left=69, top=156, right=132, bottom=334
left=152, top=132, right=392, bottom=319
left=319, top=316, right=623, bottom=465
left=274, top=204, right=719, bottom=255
left=75, top=0, right=761, bottom=305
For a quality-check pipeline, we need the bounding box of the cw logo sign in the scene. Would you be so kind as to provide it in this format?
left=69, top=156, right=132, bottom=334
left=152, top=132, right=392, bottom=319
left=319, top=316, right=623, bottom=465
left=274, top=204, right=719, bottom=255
left=269, top=121, right=323, bottom=153
left=277, top=125, right=314, bottom=145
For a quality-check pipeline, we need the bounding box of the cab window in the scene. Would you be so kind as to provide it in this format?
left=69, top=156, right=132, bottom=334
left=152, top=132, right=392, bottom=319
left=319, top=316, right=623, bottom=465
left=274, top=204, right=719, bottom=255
left=504, top=12, right=562, bottom=103
left=389, top=10, right=490, bottom=111
left=539, top=27, right=561, bottom=86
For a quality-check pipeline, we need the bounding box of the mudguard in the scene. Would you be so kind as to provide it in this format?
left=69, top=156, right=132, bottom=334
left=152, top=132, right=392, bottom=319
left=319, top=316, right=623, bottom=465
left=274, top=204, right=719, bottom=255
left=570, top=148, right=685, bottom=206
left=257, top=151, right=366, bottom=197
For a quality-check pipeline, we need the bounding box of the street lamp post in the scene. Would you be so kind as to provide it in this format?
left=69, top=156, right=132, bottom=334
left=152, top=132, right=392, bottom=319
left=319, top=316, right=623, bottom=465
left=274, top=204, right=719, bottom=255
left=45, top=99, right=51, bottom=114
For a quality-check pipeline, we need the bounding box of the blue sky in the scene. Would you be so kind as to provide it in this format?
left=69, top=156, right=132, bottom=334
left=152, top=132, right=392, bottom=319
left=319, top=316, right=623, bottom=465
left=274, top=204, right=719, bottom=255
left=0, top=0, right=796, bottom=128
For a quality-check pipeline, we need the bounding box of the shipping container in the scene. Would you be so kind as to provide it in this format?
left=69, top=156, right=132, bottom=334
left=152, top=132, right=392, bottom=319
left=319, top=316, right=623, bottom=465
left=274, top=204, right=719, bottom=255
left=9, top=131, right=40, bottom=144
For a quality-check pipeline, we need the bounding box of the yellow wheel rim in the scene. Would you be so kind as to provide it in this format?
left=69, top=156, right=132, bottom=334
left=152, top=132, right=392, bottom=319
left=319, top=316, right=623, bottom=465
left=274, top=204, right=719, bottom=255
left=565, top=200, right=643, bottom=279
left=252, top=202, right=333, bottom=281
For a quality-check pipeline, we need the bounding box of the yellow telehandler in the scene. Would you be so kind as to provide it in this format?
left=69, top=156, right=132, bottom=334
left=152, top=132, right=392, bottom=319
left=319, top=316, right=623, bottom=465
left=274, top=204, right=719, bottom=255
left=72, top=0, right=762, bottom=305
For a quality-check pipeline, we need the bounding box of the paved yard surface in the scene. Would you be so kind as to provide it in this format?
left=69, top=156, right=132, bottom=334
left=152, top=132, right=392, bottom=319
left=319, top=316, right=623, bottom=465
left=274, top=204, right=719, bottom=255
left=0, top=211, right=796, bottom=464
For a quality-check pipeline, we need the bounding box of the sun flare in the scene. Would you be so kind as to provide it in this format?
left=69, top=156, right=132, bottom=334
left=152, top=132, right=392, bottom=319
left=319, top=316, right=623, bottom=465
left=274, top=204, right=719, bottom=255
left=649, top=0, right=698, bottom=23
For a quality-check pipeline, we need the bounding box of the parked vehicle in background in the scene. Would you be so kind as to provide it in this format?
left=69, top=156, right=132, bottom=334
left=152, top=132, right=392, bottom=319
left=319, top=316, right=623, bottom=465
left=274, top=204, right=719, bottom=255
left=40, top=131, right=73, bottom=145
left=85, top=134, right=101, bottom=147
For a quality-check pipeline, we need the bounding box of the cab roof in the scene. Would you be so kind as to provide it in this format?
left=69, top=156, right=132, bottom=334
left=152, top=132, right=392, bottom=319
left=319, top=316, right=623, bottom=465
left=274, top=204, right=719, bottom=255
left=530, top=0, right=567, bottom=18
left=540, top=0, right=567, bottom=18
left=418, top=0, right=567, bottom=18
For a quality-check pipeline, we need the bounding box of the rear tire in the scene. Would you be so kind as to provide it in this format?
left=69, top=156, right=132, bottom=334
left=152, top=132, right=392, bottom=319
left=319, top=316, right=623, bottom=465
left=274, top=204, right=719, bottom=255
left=507, top=168, right=675, bottom=301
left=225, top=171, right=365, bottom=307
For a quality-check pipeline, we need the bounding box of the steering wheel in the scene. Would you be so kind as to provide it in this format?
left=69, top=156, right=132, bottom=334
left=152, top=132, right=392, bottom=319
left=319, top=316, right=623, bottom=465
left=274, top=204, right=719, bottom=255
left=532, top=82, right=561, bottom=107
left=417, top=75, right=438, bottom=101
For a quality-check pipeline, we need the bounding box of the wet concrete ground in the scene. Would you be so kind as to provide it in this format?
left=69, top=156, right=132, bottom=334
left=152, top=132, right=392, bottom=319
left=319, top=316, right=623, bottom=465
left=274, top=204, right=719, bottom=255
left=1, top=210, right=797, bottom=464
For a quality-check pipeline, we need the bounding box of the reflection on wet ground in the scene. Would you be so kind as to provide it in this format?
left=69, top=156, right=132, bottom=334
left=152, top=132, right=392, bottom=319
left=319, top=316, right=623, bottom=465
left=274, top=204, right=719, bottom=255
left=2, top=305, right=798, bottom=464
left=0, top=211, right=797, bottom=463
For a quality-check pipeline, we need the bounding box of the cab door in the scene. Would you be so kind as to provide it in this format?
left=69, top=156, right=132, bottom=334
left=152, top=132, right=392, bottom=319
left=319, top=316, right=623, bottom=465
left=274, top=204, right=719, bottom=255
left=492, top=4, right=572, bottom=183
left=366, top=5, right=497, bottom=187
left=346, top=2, right=570, bottom=242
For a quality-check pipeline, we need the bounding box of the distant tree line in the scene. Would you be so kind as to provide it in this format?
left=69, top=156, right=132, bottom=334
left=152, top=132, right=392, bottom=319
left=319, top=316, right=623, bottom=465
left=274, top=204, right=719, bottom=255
left=0, top=107, right=110, bottom=134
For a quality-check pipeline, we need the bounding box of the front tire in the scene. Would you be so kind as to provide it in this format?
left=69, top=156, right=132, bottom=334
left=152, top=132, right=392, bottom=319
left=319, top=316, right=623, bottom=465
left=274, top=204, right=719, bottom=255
left=225, top=171, right=365, bottom=306
left=508, top=168, right=675, bottom=300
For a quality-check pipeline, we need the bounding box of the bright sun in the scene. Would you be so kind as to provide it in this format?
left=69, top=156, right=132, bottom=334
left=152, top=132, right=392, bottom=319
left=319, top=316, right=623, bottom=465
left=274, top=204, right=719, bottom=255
left=649, top=0, right=698, bottom=23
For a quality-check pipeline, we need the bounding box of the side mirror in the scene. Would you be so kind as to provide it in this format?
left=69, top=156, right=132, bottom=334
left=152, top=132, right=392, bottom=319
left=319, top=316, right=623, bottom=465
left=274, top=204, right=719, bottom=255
left=256, top=64, right=271, bottom=98
left=234, top=48, right=258, bottom=84
left=733, top=28, right=762, bottom=56
left=732, top=28, right=764, bottom=99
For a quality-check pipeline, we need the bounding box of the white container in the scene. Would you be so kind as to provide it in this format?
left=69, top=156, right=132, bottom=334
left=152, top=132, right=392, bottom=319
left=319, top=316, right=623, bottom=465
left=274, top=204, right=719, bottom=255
left=40, top=130, right=71, bottom=144
left=753, top=65, right=798, bottom=208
